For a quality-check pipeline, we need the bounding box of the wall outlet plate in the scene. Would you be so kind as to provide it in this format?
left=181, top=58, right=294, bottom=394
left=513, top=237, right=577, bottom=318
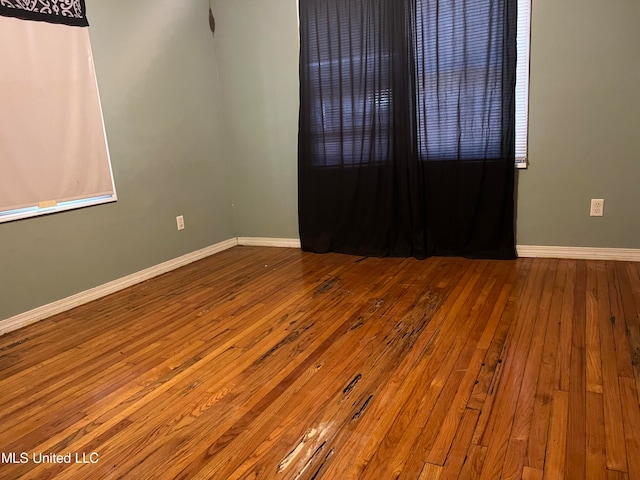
left=590, top=199, right=604, bottom=217
left=176, top=215, right=185, bottom=230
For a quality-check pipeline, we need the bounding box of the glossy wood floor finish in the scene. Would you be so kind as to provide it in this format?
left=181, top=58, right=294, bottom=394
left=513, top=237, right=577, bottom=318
left=1, top=247, right=640, bottom=480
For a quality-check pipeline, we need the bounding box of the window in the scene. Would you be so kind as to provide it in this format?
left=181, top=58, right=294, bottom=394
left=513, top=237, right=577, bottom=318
left=0, top=11, right=116, bottom=223
left=414, top=0, right=530, bottom=165
left=303, top=4, right=393, bottom=166
left=301, top=0, right=530, bottom=167
left=414, top=1, right=505, bottom=161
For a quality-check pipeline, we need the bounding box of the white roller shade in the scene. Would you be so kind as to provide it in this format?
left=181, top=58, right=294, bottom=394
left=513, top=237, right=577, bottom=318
left=0, top=15, right=115, bottom=221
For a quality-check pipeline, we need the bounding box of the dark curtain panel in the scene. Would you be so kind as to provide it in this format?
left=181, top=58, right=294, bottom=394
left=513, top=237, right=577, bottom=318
left=298, top=0, right=517, bottom=259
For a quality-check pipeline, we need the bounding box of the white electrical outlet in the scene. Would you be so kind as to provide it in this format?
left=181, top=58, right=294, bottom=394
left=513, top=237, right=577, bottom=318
left=176, top=215, right=185, bottom=230
left=590, top=199, right=604, bottom=217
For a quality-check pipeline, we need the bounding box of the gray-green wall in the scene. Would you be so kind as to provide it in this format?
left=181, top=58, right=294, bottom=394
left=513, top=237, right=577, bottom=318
left=211, top=0, right=300, bottom=238
left=2, top=0, right=639, bottom=322
left=0, top=0, right=235, bottom=320
left=517, top=0, right=640, bottom=247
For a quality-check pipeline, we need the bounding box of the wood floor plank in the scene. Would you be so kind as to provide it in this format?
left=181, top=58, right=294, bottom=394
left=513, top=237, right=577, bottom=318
left=606, top=470, right=629, bottom=480
left=470, top=259, right=535, bottom=445
left=466, top=292, right=515, bottom=411
left=477, top=260, right=550, bottom=480
left=566, top=345, right=586, bottom=479
left=605, top=263, right=634, bottom=379
left=501, top=261, right=558, bottom=480
left=586, top=263, right=604, bottom=393
left=627, top=263, right=640, bottom=320
left=555, top=260, right=576, bottom=392
left=438, top=408, right=480, bottom=480
left=619, top=263, right=640, bottom=406
left=458, top=444, right=487, bottom=480
left=0, top=249, right=639, bottom=480
left=544, top=389, right=569, bottom=480
left=419, top=462, right=442, bottom=480
left=586, top=391, right=607, bottom=480
left=619, top=376, right=640, bottom=479
left=426, top=347, right=487, bottom=466
left=598, top=262, right=629, bottom=472
left=521, top=466, right=543, bottom=480
left=526, top=260, right=566, bottom=470
left=617, top=263, right=640, bottom=329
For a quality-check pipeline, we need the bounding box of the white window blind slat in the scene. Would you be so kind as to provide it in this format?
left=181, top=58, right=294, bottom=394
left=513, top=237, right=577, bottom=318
left=515, top=0, right=531, bottom=168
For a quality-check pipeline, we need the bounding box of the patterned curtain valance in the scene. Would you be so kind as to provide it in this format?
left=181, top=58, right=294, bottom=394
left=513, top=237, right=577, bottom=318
left=0, top=0, right=88, bottom=27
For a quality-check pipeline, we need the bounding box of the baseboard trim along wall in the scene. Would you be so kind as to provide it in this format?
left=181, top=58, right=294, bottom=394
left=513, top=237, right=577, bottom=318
left=516, top=245, right=640, bottom=262
left=0, top=237, right=239, bottom=337
left=3, top=237, right=639, bottom=336
left=239, top=239, right=639, bottom=262
left=237, top=237, right=302, bottom=248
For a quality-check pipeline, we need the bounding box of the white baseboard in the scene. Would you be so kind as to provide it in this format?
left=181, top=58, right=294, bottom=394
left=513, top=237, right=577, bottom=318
left=0, top=237, right=238, bottom=337
left=237, top=237, right=301, bottom=248
left=236, top=240, right=640, bottom=262
left=517, top=245, right=640, bottom=262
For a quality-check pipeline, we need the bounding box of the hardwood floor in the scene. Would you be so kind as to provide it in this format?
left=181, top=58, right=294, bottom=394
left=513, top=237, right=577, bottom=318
left=1, top=246, right=639, bottom=479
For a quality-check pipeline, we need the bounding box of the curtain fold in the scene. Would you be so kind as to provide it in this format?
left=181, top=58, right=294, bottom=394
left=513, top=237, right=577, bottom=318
left=298, top=0, right=517, bottom=259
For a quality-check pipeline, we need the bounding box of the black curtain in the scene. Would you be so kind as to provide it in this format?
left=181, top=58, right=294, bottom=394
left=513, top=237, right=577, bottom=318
left=298, top=0, right=517, bottom=259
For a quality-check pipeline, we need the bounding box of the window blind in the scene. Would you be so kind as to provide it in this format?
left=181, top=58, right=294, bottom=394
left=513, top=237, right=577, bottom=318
left=515, top=0, right=531, bottom=168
